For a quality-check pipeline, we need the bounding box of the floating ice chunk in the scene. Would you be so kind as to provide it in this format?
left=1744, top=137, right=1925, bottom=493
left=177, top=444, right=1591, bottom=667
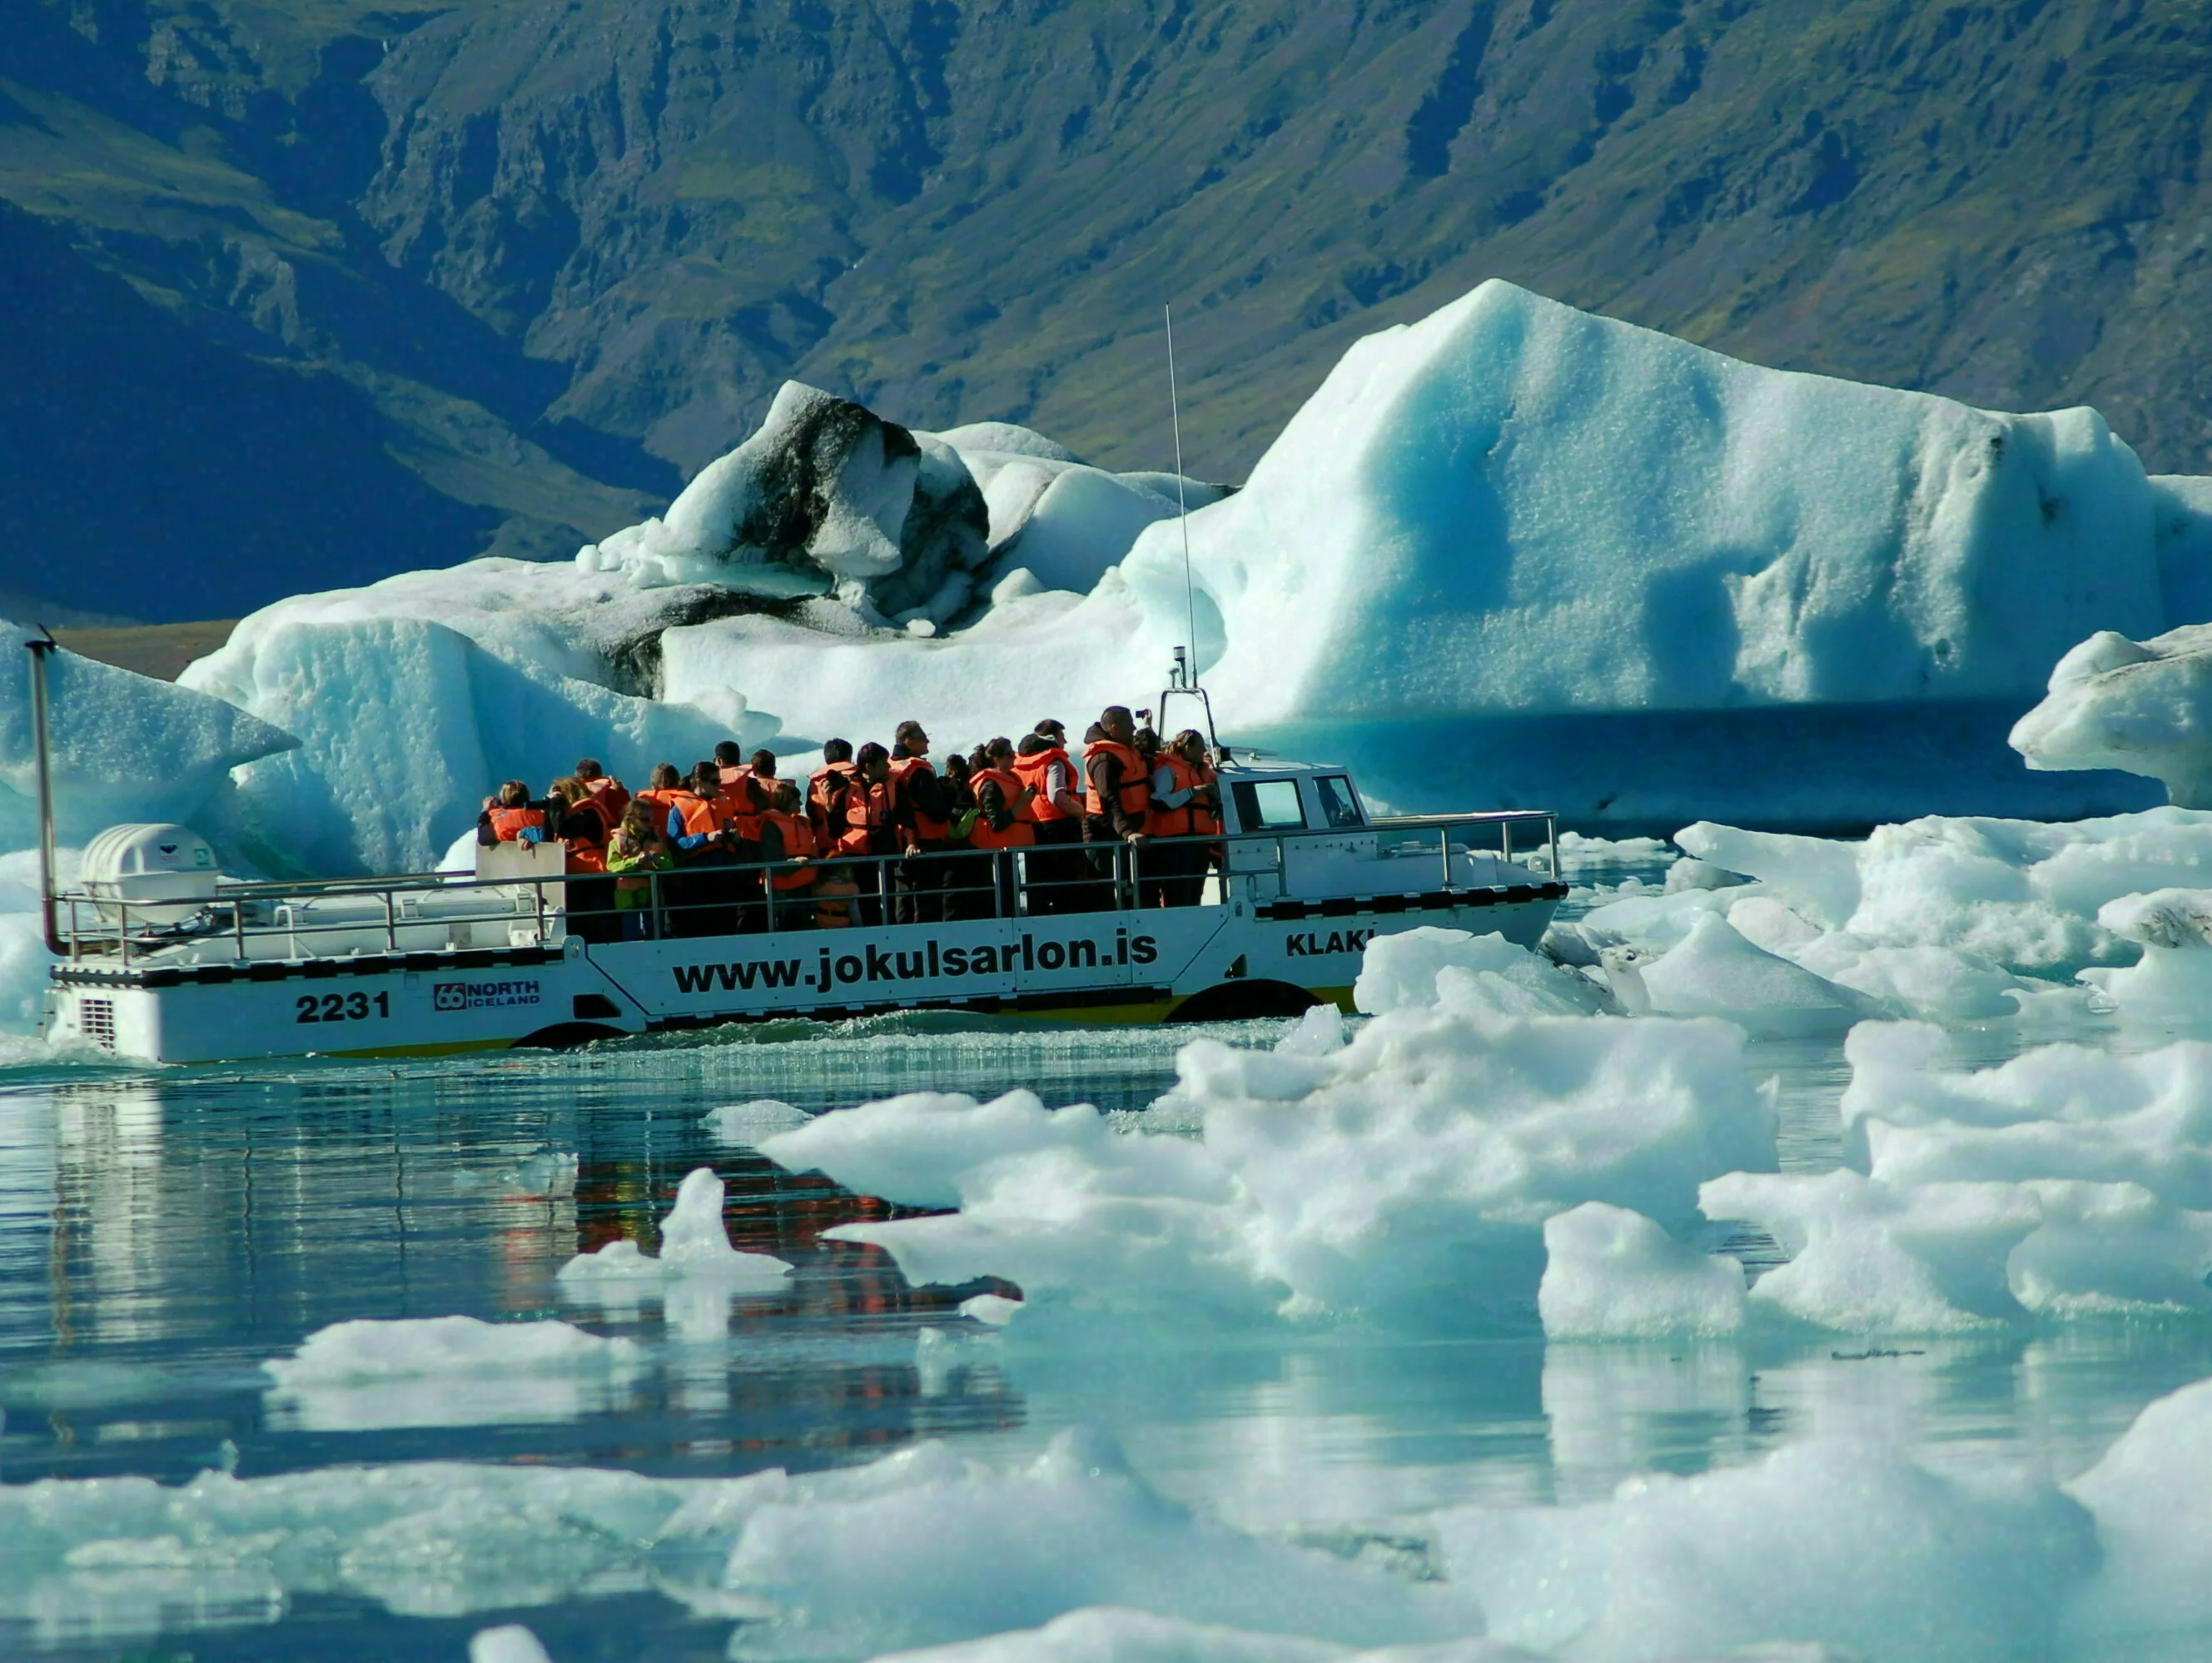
left=1354, top=927, right=1608, bottom=1018
left=704, top=1098, right=812, bottom=1146
left=1624, top=914, right=1884, bottom=1038
left=265, top=1316, right=641, bottom=1382
left=781, top=1002, right=1774, bottom=1327
left=1573, top=886, right=1748, bottom=956
left=2065, top=1375, right=2212, bottom=1641
left=1842, top=1024, right=2212, bottom=1207
left=864, top=1609, right=1576, bottom=1661
left=957, top=1293, right=1024, bottom=1327
left=260, top=1316, right=643, bottom=1432
left=2008, top=1180, right=2212, bottom=1316
left=760, top=1091, right=1153, bottom=1212
left=1673, top=824, right=1862, bottom=929
left=858, top=1606, right=1353, bottom=1662
left=719, top=1429, right=1474, bottom=1658
left=1434, top=1437, right=2097, bottom=1663
left=470, top=1626, right=554, bottom=1663
left=1538, top=1202, right=1747, bottom=1339
left=556, top=1168, right=792, bottom=1289
left=1702, top=1169, right=2039, bottom=1332
left=2012, top=624, right=2212, bottom=806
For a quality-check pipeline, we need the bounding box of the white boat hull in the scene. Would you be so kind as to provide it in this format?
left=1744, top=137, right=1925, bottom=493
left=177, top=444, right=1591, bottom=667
left=43, top=886, right=1563, bottom=1065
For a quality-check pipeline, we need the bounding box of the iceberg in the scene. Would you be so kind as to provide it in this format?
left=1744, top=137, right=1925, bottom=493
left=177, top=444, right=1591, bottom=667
left=142, top=278, right=2212, bottom=852
left=649, top=281, right=2196, bottom=824
left=180, top=584, right=778, bottom=874
left=0, top=623, right=294, bottom=848
left=2013, top=622, right=2212, bottom=808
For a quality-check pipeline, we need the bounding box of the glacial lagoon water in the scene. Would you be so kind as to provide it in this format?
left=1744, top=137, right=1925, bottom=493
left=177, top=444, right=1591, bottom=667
left=7, top=864, right=2212, bottom=1660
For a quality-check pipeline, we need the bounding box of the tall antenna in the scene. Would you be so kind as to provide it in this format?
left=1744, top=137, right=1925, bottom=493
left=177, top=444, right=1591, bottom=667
left=1165, top=303, right=1198, bottom=690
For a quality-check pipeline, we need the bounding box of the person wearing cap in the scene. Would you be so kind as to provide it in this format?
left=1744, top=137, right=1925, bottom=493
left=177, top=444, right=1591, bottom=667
left=887, top=719, right=953, bottom=924
left=1013, top=719, right=1084, bottom=914
left=1083, top=706, right=1151, bottom=908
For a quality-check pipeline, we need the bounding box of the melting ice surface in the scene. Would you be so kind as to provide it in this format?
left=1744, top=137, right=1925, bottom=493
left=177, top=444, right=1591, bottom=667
left=9, top=844, right=2212, bottom=1662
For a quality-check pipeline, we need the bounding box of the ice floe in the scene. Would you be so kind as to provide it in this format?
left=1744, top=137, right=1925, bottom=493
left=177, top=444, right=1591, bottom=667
left=1538, top=1202, right=1747, bottom=1340
left=1434, top=1436, right=2097, bottom=1663
left=557, top=1167, right=792, bottom=1292
left=14, top=1387, right=2212, bottom=1661
left=763, top=996, right=1774, bottom=1327
left=260, top=1316, right=644, bottom=1432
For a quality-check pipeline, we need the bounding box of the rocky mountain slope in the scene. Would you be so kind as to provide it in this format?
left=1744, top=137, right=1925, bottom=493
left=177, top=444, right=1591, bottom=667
left=7, top=0, right=2210, bottom=620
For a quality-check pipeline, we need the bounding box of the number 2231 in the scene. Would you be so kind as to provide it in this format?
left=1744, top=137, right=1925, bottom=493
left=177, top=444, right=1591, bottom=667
left=296, top=991, right=390, bottom=1023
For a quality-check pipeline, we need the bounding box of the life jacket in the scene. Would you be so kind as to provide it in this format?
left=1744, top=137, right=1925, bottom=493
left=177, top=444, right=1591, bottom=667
left=665, top=790, right=723, bottom=859
left=1012, top=747, right=1072, bottom=822
left=762, top=809, right=818, bottom=890
left=813, top=872, right=858, bottom=929
left=634, top=787, right=683, bottom=824
left=716, top=773, right=767, bottom=842
left=1146, top=754, right=1220, bottom=839
left=808, top=762, right=856, bottom=837
left=584, top=775, right=630, bottom=819
left=1083, top=739, right=1151, bottom=821
left=837, top=774, right=899, bottom=855
left=563, top=795, right=614, bottom=873
left=970, top=768, right=1036, bottom=849
left=489, top=805, right=547, bottom=842
left=887, top=754, right=951, bottom=841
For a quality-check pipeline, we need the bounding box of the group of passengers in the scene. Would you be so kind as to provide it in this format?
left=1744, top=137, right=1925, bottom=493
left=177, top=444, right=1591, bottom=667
left=475, top=705, right=1222, bottom=941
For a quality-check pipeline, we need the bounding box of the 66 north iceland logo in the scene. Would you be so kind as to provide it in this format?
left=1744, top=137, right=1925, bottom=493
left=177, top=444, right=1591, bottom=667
left=434, top=979, right=541, bottom=1013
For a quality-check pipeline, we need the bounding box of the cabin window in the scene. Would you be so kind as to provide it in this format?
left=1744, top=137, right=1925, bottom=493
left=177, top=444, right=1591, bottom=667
left=1314, top=775, right=1363, bottom=828
left=1232, top=779, right=1306, bottom=830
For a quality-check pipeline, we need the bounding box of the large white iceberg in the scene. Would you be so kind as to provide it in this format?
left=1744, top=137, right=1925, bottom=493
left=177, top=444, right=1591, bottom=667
left=654, top=281, right=2201, bottom=821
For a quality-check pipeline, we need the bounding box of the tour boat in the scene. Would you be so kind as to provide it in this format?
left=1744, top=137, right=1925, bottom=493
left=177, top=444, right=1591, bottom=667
left=31, top=666, right=1566, bottom=1068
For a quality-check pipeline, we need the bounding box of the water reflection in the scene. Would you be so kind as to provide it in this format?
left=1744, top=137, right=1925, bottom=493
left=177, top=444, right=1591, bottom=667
left=2, top=1018, right=2210, bottom=1660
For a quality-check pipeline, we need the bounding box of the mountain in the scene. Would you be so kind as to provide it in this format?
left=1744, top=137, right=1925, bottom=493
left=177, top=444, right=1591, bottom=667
left=7, top=0, right=2211, bottom=620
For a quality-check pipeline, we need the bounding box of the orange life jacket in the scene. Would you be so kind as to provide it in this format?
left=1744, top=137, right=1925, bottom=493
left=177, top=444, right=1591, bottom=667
left=837, top=774, right=899, bottom=855
left=563, top=795, right=614, bottom=873
left=762, top=809, right=818, bottom=890
left=1084, top=740, right=1151, bottom=821
left=584, top=775, right=630, bottom=820
left=887, top=754, right=950, bottom=841
left=664, top=790, right=723, bottom=859
left=1012, top=747, right=1072, bottom=822
left=970, top=768, right=1036, bottom=849
left=813, top=873, right=858, bottom=928
left=634, top=787, right=683, bottom=824
left=714, top=773, right=766, bottom=842
left=489, top=805, right=547, bottom=842
left=1146, top=753, right=1220, bottom=838
left=808, top=762, right=856, bottom=838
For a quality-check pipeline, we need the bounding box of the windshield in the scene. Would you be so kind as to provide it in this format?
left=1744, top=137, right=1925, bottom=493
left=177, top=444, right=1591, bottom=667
left=1230, top=779, right=1306, bottom=830
left=1315, top=775, right=1363, bottom=827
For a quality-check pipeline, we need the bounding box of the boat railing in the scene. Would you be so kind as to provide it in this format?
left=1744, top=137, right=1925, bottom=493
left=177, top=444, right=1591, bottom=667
left=51, top=809, right=1558, bottom=968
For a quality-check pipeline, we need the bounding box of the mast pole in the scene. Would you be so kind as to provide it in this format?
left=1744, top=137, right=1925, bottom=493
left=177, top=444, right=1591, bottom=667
left=1166, top=304, right=1198, bottom=690
left=27, top=631, right=62, bottom=954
